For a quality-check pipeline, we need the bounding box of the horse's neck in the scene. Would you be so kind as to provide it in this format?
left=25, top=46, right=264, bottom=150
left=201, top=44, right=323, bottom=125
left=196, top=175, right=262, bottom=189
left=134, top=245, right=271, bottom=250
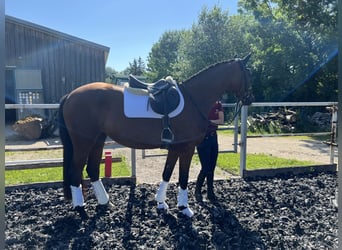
left=183, top=64, right=233, bottom=115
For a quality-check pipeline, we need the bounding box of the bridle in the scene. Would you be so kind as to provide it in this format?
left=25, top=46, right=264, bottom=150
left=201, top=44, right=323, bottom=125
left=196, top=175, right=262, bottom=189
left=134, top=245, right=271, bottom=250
left=236, top=59, right=254, bottom=106
left=229, top=59, right=254, bottom=122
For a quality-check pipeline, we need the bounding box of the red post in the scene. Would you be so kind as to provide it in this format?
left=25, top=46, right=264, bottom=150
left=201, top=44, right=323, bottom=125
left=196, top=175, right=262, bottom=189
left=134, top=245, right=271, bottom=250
left=104, top=151, right=112, bottom=177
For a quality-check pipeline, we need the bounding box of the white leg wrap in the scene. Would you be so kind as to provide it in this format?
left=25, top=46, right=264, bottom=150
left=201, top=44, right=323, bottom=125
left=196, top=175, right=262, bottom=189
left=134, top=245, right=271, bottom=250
left=155, top=181, right=169, bottom=203
left=333, top=190, right=338, bottom=208
left=177, top=187, right=189, bottom=207
left=71, top=185, right=85, bottom=208
left=177, top=187, right=194, bottom=217
left=91, top=179, right=109, bottom=205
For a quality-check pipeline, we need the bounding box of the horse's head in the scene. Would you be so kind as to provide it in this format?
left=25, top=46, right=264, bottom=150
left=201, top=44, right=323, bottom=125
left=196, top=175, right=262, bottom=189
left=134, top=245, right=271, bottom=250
left=232, top=53, right=254, bottom=105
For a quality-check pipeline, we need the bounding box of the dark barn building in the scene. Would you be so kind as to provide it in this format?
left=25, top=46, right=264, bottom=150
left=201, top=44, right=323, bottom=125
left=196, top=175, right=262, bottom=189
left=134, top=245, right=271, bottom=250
left=5, top=15, right=110, bottom=121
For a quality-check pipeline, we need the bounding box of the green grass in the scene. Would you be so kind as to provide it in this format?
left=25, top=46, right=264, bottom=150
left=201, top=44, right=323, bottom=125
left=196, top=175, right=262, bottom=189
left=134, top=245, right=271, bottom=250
left=217, top=128, right=235, bottom=135
left=204, top=130, right=322, bottom=175
left=6, top=138, right=319, bottom=185
left=5, top=158, right=131, bottom=186
left=217, top=128, right=331, bottom=142
left=215, top=152, right=316, bottom=175
left=6, top=153, right=316, bottom=185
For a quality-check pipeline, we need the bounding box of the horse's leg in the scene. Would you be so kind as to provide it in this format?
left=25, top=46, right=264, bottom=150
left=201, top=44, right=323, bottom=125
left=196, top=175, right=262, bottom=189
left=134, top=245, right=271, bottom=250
left=69, top=144, right=89, bottom=219
left=177, top=146, right=195, bottom=217
left=69, top=132, right=107, bottom=219
left=86, top=133, right=110, bottom=206
left=155, top=149, right=179, bottom=210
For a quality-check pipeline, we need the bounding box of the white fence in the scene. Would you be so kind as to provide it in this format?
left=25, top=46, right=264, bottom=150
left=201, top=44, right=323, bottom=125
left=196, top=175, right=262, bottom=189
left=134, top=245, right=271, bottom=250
left=5, top=102, right=338, bottom=178
left=5, top=103, right=137, bottom=177
left=239, top=102, right=338, bottom=177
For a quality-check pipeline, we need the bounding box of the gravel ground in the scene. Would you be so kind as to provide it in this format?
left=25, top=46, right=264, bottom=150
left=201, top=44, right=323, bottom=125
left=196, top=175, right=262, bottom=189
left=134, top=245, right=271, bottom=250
left=5, top=127, right=338, bottom=249
left=5, top=172, right=337, bottom=249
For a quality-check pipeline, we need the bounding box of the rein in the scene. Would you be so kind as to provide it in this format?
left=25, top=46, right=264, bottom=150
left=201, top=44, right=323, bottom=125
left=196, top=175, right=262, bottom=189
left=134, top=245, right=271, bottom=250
left=230, top=100, right=243, bottom=123
left=179, top=84, right=210, bottom=125
left=178, top=58, right=252, bottom=127
left=180, top=83, right=242, bottom=125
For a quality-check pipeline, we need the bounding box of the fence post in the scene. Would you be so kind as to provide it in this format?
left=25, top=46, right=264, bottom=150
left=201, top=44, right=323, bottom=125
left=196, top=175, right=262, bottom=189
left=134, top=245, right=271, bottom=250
left=131, top=148, right=136, bottom=177
left=330, top=105, right=338, bottom=164
left=233, top=114, right=239, bottom=153
left=239, top=105, right=248, bottom=177
left=0, top=7, right=5, bottom=250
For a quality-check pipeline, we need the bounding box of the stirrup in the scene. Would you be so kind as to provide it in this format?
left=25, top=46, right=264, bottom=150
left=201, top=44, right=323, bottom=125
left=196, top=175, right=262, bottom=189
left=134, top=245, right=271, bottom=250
left=161, top=127, right=174, bottom=143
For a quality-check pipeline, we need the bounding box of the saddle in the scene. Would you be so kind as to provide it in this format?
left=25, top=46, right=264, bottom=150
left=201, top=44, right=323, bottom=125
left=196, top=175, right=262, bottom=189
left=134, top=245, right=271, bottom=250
left=128, top=75, right=181, bottom=146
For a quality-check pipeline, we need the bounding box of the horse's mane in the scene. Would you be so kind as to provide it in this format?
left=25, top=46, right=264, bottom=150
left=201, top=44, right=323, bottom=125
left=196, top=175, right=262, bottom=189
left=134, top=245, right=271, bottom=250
left=181, top=59, right=237, bottom=85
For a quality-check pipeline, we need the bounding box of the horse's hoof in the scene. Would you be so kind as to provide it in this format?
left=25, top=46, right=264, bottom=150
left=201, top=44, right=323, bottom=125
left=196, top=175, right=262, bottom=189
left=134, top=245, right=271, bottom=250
left=75, top=206, right=88, bottom=220
left=178, top=206, right=194, bottom=218
left=157, top=201, right=169, bottom=211
left=99, top=200, right=114, bottom=208
left=96, top=201, right=114, bottom=213
left=107, top=201, right=114, bottom=208
left=208, top=195, right=218, bottom=204
left=195, top=193, right=203, bottom=202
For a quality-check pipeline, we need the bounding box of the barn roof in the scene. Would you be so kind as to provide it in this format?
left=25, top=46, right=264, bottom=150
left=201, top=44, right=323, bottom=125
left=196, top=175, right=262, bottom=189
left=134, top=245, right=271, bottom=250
left=6, top=15, right=110, bottom=62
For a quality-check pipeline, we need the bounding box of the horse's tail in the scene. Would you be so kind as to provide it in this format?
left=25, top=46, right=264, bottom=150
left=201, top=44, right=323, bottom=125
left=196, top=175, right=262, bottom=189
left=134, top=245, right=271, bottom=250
left=59, top=94, right=73, bottom=200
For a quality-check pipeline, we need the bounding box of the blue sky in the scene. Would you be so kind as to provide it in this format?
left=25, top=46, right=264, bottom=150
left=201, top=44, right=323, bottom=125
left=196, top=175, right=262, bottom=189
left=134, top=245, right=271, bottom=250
left=5, top=0, right=238, bottom=72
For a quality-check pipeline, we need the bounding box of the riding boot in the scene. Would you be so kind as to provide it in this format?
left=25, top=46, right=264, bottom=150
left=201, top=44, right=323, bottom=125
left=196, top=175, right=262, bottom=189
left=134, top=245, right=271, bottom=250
left=206, top=171, right=216, bottom=201
left=195, top=171, right=206, bottom=202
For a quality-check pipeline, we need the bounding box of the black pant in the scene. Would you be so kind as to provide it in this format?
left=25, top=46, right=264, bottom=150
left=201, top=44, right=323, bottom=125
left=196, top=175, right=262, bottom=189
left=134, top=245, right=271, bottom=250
left=196, top=132, right=218, bottom=174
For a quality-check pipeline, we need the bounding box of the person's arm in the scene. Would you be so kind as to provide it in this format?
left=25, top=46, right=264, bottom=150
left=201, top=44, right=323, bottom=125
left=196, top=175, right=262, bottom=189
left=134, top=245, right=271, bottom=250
left=210, top=111, right=224, bottom=125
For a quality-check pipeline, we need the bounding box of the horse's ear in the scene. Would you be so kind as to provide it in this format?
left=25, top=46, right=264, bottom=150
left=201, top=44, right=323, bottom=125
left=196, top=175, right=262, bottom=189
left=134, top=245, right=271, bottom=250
left=242, top=53, right=252, bottom=65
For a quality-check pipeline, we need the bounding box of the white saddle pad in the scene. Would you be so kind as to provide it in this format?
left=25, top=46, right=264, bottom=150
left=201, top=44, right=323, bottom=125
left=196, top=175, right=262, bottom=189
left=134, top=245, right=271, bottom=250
left=123, top=85, right=184, bottom=118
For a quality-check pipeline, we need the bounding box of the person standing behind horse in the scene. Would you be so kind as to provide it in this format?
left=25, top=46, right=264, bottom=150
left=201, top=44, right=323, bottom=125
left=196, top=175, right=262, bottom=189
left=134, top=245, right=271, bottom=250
left=195, top=100, right=224, bottom=202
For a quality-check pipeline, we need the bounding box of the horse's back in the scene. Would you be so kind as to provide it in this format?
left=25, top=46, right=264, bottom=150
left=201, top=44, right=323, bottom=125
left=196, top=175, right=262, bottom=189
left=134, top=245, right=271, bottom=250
left=69, top=82, right=122, bottom=95
left=66, top=82, right=122, bottom=105
left=62, top=82, right=123, bottom=136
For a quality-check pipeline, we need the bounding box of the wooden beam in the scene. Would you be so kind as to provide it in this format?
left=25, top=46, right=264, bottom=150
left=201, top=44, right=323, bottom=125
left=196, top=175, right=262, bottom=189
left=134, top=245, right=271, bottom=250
left=243, top=164, right=337, bottom=180
left=5, top=157, right=122, bottom=170
left=5, top=176, right=136, bottom=190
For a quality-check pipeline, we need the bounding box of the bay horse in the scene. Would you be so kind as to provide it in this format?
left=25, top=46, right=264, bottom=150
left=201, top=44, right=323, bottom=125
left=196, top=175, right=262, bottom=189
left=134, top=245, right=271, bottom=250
left=59, top=54, right=253, bottom=219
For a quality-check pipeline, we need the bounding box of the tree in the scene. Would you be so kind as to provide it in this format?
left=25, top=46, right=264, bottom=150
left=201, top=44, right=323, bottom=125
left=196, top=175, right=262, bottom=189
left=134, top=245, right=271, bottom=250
left=146, top=30, right=184, bottom=82
left=238, top=0, right=338, bottom=101
left=105, top=67, right=117, bottom=83
left=127, top=57, right=146, bottom=75
left=172, top=6, right=235, bottom=80
left=146, top=6, right=254, bottom=84
left=286, top=52, right=338, bottom=102
left=146, top=2, right=337, bottom=102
